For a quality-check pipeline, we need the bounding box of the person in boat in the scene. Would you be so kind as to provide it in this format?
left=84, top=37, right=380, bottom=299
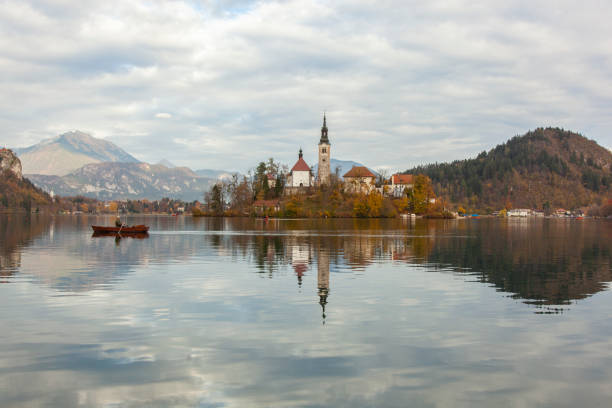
left=115, top=216, right=122, bottom=228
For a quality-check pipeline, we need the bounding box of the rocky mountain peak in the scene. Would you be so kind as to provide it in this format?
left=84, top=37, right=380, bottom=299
left=0, top=148, right=22, bottom=179
left=15, top=130, right=139, bottom=176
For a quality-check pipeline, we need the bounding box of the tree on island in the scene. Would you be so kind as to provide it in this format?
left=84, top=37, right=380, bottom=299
left=252, top=158, right=285, bottom=200
left=204, top=183, right=224, bottom=215
left=408, top=175, right=435, bottom=214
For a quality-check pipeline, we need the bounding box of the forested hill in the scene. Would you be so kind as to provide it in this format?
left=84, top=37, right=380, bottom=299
left=405, top=128, right=612, bottom=211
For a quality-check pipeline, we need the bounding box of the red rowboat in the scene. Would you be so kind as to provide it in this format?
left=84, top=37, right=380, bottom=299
left=91, top=225, right=149, bottom=233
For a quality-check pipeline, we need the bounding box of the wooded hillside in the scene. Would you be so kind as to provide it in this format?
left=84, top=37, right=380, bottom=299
left=405, top=128, right=612, bottom=211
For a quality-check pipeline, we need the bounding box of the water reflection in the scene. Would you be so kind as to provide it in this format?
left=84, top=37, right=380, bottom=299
left=317, top=249, right=330, bottom=324
left=1, top=215, right=611, bottom=308
left=1, top=215, right=612, bottom=407
left=427, top=219, right=612, bottom=307
left=0, top=214, right=52, bottom=279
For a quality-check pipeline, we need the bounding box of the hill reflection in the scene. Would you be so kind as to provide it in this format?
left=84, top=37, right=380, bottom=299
left=0, top=214, right=52, bottom=279
left=1, top=216, right=611, bottom=308
left=427, top=219, right=612, bottom=306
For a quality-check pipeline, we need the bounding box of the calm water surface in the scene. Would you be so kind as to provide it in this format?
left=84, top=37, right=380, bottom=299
left=0, top=215, right=611, bottom=407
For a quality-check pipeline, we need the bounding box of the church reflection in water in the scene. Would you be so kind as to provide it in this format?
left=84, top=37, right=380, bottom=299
left=247, top=218, right=612, bottom=313
left=317, top=249, right=330, bottom=324
left=289, top=241, right=330, bottom=323
left=2, top=215, right=611, bottom=311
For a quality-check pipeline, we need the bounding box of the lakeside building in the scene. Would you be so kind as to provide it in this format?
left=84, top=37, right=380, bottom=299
left=343, top=166, right=376, bottom=194
left=390, top=174, right=414, bottom=197
left=508, top=209, right=529, bottom=217
left=253, top=199, right=281, bottom=215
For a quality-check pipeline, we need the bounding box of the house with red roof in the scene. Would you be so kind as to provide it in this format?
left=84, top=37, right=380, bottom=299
left=286, top=149, right=314, bottom=193
left=253, top=199, right=281, bottom=215
left=343, top=166, right=376, bottom=194
left=390, top=173, right=414, bottom=197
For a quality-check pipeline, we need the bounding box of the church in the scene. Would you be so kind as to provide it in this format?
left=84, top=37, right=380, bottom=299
left=286, top=115, right=331, bottom=193
left=286, top=148, right=313, bottom=188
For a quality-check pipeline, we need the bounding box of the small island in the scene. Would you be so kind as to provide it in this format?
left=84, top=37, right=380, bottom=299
left=193, top=115, right=451, bottom=219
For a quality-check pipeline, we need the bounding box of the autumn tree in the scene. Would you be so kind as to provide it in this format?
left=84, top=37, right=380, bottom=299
left=353, top=192, right=384, bottom=217
left=107, top=202, right=118, bottom=213
left=408, top=174, right=435, bottom=214
left=227, top=174, right=253, bottom=213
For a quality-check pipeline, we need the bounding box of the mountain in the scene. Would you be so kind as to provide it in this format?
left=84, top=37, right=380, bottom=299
left=0, top=149, right=51, bottom=209
left=405, top=128, right=612, bottom=210
left=13, top=131, right=237, bottom=201
left=195, top=168, right=235, bottom=180
left=312, top=158, right=379, bottom=178
left=157, top=159, right=176, bottom=168
left=27, top=162, right=218, bottom=201
left=15, top=131, right=139, bottom=176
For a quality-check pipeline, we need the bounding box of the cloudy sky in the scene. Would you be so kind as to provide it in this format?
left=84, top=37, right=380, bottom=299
left=1, top=0, right=611, bottom=172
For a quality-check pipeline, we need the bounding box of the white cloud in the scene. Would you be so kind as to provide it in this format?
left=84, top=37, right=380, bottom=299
left=155, top=112, right=172, bottom=119
left=0, top=0, right=611, bottom=172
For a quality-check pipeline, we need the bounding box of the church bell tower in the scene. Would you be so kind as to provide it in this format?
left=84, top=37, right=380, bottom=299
left=317, top=114, right=331, bottom=186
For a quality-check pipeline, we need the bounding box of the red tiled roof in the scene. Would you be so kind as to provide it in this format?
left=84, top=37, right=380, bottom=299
left=391, top=174, right=413, bottom=185
left=291, top=157, right=311, bottom=172
left=253, top=199, right=280, bottom=207
left=343, top=166, right=375, bottom=178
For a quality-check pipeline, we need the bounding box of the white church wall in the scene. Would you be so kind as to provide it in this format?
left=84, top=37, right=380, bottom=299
left=291, top=170, right=311, bottom=187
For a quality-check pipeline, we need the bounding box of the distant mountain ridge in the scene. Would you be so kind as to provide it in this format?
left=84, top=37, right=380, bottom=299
left=12, top=131, right=236, bottom=200
left=157, top=159, right=176, bottom=168
left=15, top=131, right=139, bottom=176
left=28, top=162, right=218, bottom=201
left=195, top=168, right=235, bottom=180
left=405, top=127, right=612, bottom=210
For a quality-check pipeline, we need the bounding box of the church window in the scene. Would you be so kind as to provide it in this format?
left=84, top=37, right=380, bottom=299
left=322, top=148, right=326, bottom=153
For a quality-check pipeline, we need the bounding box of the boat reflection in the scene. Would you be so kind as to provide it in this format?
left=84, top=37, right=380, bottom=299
left=91, top=231, right=150, bottom=239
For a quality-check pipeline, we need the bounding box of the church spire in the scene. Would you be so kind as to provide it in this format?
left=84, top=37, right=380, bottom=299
left=319, top=113, right=329, bottom=145
left=299, top=147, right=303, bottom=159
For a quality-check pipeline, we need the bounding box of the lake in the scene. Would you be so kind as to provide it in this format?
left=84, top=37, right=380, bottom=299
left=1, top=214, right=611, bottom=407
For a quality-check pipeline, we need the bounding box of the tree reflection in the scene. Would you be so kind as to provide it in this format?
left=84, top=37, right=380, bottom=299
left=2, top=215, right=611, bottom=310
left=0, top=214, right=52, bottom=279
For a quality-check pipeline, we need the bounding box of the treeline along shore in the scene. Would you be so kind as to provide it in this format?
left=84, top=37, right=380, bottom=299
left=2, top=127, right=612, bottom=218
